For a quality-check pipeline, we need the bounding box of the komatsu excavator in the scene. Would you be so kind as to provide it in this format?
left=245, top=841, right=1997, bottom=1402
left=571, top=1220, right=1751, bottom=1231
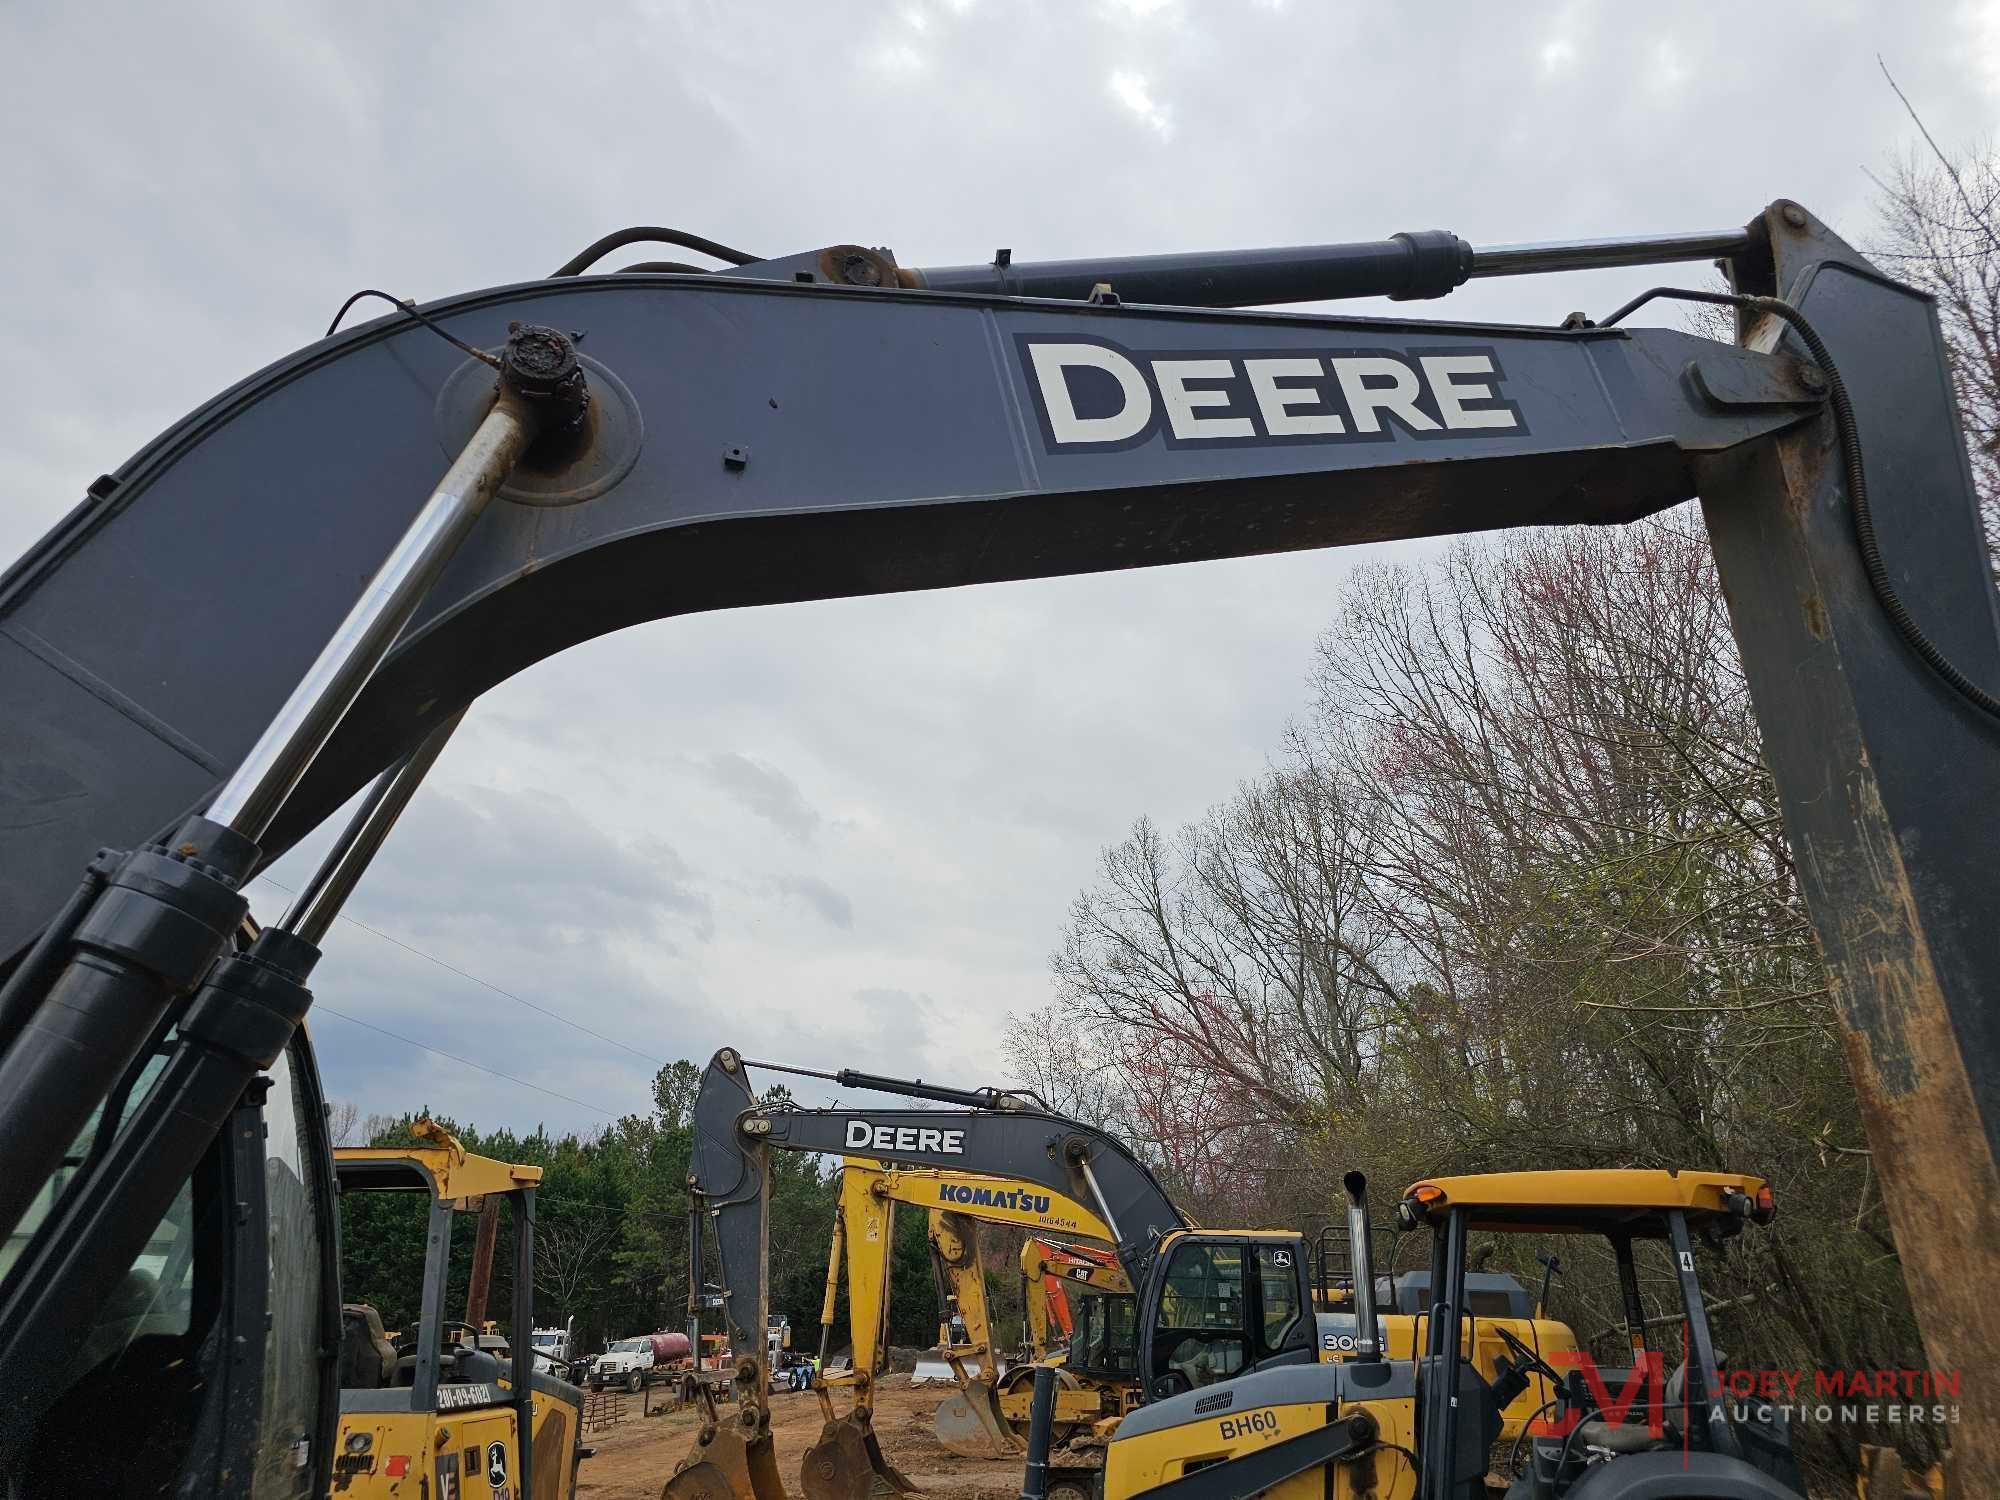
left=1, top=199, right=1994, bottom=1496
left=809, top=1156, right=1129, bottom=1465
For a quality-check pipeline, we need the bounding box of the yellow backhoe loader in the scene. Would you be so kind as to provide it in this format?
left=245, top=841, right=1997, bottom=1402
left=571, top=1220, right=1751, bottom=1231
left=1094, top=1169, right=1807, bottom=1500
left=330, top=1129, right=587, bottom=1500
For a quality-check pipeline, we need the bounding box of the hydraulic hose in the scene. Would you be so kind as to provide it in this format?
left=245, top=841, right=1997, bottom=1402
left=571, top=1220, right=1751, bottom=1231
left=1602, top=286, right=2000, bottom=726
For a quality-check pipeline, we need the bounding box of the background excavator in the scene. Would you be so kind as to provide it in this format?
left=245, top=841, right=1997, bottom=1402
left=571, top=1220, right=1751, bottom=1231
left=1014, top=1238, right=1139, bottom=1453
left=808, top=1156, right=1126, bottom=1464
left=800, top=1160, right=1144, bottom=1472
left=671, top=1051, right=1582, bottom=1500
left=0, top=198, right=1993, bottom=1496
left=1024, top=1239, right=1127, bottom=1353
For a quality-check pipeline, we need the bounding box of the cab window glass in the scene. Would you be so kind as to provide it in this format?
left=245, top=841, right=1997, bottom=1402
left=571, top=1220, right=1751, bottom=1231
left=1257, top=1245, right=1303, bottom=1353
left=1154, top=1242, right=1246, bottom=1389
left=255, top=1042, right=328, bottom=1498
left=1160, top=1243, right=1244, bottom=1330
left=1068, top=1292, right=1138, bottom=1376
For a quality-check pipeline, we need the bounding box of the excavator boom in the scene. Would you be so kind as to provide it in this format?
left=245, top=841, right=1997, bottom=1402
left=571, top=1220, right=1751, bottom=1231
left=3, top=202, right=1998, bottom=1493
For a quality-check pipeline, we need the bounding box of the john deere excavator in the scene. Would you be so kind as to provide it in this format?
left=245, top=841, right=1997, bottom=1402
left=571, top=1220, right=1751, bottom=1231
left=0, top=198, right=1993, bottom=1496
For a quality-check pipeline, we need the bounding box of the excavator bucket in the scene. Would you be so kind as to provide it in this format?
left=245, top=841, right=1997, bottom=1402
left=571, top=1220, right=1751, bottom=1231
left=664, top=1384, right=788, bottom=1500
left=931, top=1382, right=1022, bottom=1459
left=800, top=1411, right=919, bottom=1500
left=663, top=1420, right=788, bottom=1500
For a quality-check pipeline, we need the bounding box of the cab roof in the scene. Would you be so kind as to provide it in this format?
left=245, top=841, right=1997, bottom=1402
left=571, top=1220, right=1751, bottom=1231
left=334, top=1145, right=542, bottom=1206
left=1400, top=1169, right=1771, bottom=1238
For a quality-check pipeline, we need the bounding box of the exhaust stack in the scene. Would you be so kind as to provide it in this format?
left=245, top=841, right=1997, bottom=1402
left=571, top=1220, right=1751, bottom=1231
left=1343, top=1172, right=1382, bottom=1363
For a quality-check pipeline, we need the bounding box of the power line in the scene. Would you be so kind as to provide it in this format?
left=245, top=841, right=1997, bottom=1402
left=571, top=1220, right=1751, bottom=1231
left=314, top=1003, right=617, bottom=1119
left=249, top=873, right=667, bottom=1067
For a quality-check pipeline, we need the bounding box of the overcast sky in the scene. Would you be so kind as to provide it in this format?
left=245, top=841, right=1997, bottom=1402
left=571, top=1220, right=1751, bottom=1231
left=3, top=1, right=1995, bottom=1138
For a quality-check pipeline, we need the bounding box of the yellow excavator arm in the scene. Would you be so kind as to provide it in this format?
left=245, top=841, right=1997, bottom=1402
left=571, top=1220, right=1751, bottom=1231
left=805, top=1157, right=1136, bottom=1478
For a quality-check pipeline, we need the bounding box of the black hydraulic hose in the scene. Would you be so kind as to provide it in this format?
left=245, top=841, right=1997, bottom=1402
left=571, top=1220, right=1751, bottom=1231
left=1552, top=1404, right=1610, bottom=1483
left=322, top=289, right=503, bottom=366
left=616, top=261, right=711, bottom=274
left=1505, top=1396, right=1562, bottom=1481
left=550, top=226, right=761, bottom=276
left=1602, top=286, right=2000, bottom=727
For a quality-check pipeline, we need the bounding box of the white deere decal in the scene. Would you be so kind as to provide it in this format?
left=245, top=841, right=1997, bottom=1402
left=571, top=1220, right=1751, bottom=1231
left=1021, top=337, right=1522, bottom=450
left=844, top=1120, right=967, bottom=1155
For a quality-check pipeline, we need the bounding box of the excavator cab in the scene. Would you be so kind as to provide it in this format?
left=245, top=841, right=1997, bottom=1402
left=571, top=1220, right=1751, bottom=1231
left=330, top=1141, right=587, bottom=1500
left=1139, top=1229, right=1318, bottom=1400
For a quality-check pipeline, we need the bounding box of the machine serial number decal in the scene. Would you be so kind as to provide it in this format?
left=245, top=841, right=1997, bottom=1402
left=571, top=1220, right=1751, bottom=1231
left=435, top=1382, right=505, bottom=1410
left=1018, top=335, right=1524, bottom=452
left=1216, top=1408, right=1279, bottom=1441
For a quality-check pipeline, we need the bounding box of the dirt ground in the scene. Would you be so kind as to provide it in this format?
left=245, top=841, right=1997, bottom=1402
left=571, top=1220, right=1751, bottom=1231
left=575, top=1378, right=1027, bottom=1500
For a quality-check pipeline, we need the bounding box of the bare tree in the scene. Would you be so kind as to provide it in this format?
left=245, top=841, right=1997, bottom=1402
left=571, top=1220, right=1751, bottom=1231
left=536, top=1216, right=619, bottom=1324
left=1005, top=1001, right=1129, bottom=1132
left=1869, top=122, right=2000, bottom=565
left=326, top=1099, right=362, bottom=1147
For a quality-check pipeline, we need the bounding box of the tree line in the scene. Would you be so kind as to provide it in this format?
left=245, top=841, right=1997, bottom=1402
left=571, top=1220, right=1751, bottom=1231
left=335, top=1065, right=995, bottom=1361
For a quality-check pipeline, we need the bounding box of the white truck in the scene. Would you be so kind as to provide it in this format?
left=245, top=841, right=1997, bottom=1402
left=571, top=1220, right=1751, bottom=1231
left=529, top=1317, right=575, bottom=1370
left=591, top=1330, right=692, bottom=1392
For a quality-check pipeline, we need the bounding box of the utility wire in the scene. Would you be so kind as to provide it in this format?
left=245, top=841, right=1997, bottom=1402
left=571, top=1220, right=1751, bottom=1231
left=249, top=873, right=667, bottom=1067
left=314, top=1003, right=615, bottom=1119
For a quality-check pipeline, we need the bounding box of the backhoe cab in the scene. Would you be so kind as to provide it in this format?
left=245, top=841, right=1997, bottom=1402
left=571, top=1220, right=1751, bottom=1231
left=1398, top=1169, right=1801, bottom=1499
left=1099, top=1169, right=1801, bottom=1500
left=331, top=1139, right=588, bottom=1500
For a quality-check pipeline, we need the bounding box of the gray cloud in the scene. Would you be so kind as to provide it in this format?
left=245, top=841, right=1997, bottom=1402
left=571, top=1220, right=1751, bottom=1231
left=359, top=782, right=709, bottom=942
left=774, top=873, right=854, bottom=930
left=696, top=753, right=822, bottom=842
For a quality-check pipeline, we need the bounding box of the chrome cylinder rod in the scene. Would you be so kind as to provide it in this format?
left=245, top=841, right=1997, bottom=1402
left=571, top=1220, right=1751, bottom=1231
left=1469, top=228, right=1753, bottom=280
left=277, top=708, right=464, bottom=945
left=203, top=399, right=531, bottom=839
